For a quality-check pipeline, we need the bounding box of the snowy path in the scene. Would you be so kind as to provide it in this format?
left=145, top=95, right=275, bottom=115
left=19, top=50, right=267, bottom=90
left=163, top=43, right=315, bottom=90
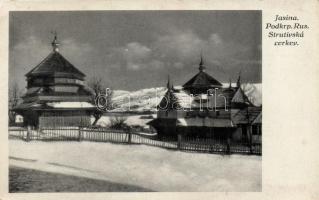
left=9, top=139, right=261, bottom=192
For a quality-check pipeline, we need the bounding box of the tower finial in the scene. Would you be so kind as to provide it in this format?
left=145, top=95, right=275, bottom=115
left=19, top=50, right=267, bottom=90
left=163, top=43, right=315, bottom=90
left=166, top=74, right=174, bottom=90
left=199, top=51, right=205, bottom=72
left=167, top=74, right=171, bottom=89
left=236, top=71, right=241, bottom=88
left=51, top=31, right=60, bottom=52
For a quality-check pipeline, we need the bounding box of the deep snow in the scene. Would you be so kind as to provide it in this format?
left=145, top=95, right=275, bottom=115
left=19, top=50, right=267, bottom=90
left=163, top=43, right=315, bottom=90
left=93, top=114, right=155, bottom=128
left=9, top=139, right=261, bottom=191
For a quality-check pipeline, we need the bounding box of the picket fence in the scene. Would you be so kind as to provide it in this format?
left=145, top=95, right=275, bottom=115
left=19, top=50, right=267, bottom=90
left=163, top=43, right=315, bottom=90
left=9, top=126, right=261, bottom=155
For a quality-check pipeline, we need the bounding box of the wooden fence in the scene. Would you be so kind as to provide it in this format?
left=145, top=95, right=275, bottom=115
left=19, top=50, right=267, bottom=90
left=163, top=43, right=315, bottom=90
left=9, top=127, right=261, bottom=155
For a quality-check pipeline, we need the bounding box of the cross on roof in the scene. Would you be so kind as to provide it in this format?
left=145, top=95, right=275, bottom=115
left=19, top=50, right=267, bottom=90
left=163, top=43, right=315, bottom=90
left=51, top=31, right=60, bottom=52
left=199, top=52, right=206, bottom=72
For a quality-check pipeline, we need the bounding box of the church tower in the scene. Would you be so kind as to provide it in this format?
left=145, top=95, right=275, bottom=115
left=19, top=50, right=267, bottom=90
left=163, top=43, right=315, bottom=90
left=14, top=34, right=96, bottom=127
left=182, top=55, right=222, bottom=94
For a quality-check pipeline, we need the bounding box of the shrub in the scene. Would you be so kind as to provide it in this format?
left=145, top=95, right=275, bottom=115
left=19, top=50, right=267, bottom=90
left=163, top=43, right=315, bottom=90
left=109, top=116, right=128, bottom=130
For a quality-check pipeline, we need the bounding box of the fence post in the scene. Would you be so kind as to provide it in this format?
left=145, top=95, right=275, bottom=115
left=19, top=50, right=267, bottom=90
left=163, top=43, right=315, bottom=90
left=127, top=128, right=132, bottom=144
left=249, top=126, right=253, bottom=154
left=226, top=131, right=231, bottom=154
left=177, top=134, right=182, bottom=150
left=26, top=125, right=31, bottom=142
left=37, top=126, right=41, bottom=140
left=78, top=126, right=82, bottom=142
left=124, top=127, right=132, bottom=144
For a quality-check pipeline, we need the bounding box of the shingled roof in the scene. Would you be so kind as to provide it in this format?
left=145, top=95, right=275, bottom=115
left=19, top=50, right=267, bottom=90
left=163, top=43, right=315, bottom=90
left=183, top=71, right=223, bottom=89
left=183, top=56, right=223, bottom=89
left=25, top=51, right=86, bottom=79
left=231, top=87, right=253, bottom=105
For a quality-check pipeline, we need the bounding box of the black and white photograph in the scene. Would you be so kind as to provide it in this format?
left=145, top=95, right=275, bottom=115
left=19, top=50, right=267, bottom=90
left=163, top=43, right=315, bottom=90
left=8, top=10, right=262, bottom=192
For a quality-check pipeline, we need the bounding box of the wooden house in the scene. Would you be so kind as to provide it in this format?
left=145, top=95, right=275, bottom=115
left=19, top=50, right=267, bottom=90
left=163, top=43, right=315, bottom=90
left=14, top=35, right=95, bottom=127
left=148, top=56, right=262, bottom=143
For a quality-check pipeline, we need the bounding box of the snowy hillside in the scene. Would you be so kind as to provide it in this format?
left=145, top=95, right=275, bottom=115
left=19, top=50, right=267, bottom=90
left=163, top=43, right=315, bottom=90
left=240, top=83, right=262, bottom=106
left=110, top=83, right=262, bottom=112
left=111, top=87, right=167, bottom=112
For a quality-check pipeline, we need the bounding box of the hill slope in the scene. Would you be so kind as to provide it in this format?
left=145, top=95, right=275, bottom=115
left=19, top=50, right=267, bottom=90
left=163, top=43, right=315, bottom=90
left=110, top=83, right=262, bottom=112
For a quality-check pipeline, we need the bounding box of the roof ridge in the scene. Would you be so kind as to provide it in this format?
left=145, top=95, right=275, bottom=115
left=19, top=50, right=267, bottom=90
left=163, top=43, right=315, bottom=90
left=231, top=87, right=254, bottom=106
left=183, top=70, right=222, bottom=88
left=55, top=52, right=85, bottom=76
left=25, top=52, right=55, bottom=76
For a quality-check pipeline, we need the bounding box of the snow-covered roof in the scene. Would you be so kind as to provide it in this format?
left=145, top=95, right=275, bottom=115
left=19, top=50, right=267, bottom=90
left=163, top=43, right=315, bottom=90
left=46, top=102, right=95, bottom=108
left=177, top=117, right=233, bottom=127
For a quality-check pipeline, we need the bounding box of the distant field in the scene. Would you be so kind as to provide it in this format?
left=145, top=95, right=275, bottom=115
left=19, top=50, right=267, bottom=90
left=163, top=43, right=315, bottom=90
left=9, top=166, right=153, bottom=192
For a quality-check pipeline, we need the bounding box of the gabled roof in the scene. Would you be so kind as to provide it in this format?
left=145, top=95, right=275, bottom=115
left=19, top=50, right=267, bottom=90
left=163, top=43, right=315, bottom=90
left=158, top=90, right=181, bottom=110
left=183, top=71, right=223, bottom=88
left=231, top=87, right=252, bottom=105
left=25, top=51, right=85, bottom=79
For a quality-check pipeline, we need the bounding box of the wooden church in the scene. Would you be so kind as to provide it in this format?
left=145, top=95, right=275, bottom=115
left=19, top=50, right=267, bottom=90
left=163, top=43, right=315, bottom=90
left=14, top=35, right=96, bottom=127
left=148, top=56, right=262, bottom=143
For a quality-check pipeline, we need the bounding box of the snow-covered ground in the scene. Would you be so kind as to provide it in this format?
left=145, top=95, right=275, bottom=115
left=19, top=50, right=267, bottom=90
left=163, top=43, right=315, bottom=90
left=93, top=114, right=155, bottom=128
left=9, top=140, right=261, bottom=191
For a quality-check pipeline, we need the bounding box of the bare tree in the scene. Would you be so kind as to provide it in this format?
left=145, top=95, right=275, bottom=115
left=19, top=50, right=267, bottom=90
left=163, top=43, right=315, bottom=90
left=88, top=77, right=114, bottom=126
left=9, top=83, right=20, bottom=126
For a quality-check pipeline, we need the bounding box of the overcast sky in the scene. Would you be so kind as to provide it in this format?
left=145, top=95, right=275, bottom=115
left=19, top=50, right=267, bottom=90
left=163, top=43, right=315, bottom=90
left=9, top=11, right=261, bottom=91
